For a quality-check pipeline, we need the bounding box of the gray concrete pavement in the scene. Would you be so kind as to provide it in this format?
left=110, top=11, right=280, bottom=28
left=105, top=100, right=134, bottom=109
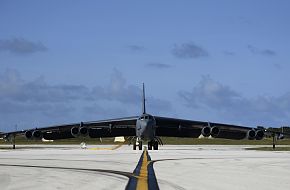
left=151, top=145, right=290, bottom=190
left=0, top=145, right=290, bottom=190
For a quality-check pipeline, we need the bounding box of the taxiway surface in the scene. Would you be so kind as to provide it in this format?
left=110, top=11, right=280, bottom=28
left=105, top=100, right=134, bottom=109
left=0, top=145, right=290, bottom=190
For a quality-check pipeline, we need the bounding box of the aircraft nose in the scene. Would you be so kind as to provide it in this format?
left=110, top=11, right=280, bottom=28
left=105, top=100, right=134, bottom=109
left=142, top=121, right=149, bottom=130
left=138, top=120, right=149, bottom=133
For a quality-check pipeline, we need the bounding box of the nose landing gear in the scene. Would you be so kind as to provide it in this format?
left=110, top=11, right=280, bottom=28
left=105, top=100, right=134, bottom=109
left=148, top=137, right=163, bottom=150
left=130, top=137, right=163, bottom=150
left=138, top=141, right=142, bottom=150
left=148, top=140, right=159, bottom=150
left=132, top=138, right=143, bottom=150
left=148, top=141, right=152, bottom=150
left=153, top=141, right=158, bottom=150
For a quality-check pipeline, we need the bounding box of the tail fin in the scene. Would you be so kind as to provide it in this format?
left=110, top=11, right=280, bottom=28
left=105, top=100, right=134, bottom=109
left=142, top=83, right=146, bottom=114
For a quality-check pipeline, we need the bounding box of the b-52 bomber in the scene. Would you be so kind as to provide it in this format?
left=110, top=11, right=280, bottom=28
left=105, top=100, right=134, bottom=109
left=0, top=84, right=288, bottom=150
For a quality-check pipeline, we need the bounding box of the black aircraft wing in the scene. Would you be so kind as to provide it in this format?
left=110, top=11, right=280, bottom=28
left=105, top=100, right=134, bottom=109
left=1, top=116, right=138, bottom=141
left=154, top=116, right=262, bottom=140
left=264, top=128, right=290, bottom=140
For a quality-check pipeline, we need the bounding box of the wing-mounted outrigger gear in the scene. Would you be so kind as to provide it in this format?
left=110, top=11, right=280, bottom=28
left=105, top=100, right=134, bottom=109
left=264, top=126, right=290, bottom=150
left=12, top=133, right=16, bottom=149
left=2, top=133, right=16, bottom=149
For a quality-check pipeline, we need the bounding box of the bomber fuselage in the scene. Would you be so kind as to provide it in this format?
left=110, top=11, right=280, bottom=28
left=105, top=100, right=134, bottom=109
left=135, top=114, right=156, bottom=141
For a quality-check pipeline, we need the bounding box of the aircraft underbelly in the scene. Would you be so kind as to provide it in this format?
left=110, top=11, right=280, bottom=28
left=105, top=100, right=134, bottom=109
left=141, top=126, right=154, bottom=141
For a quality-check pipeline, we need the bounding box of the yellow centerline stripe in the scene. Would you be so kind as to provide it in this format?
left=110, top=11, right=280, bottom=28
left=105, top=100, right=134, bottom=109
left=88, top=144, right=123, bottom=150
left=126, top=147, right=159, bottom=190
left=136, top=148, right=148, bottom=190
left=136, top=148, right=149, bottom=190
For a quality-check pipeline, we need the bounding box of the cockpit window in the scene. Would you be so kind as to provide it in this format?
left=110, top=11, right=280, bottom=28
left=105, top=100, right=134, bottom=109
left=139, top=115, right=153, bottom=120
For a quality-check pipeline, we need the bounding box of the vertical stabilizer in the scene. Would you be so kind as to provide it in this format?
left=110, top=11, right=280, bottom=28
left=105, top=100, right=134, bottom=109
left=142, top=83, right=146, bottom=114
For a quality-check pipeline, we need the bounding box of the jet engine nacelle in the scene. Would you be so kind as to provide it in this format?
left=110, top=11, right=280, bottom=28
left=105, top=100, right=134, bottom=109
left=255, top=130, right=264, bottom=140
left=71, top=127, right=80, bottom=137
left=247, top=129, right=256, bottom=140
left=201, top=126, right=211, bottom=137
left=25, top=130, right=33, bottom=139
left=70, top=122, right=88, bottom=138
left=246, top=129, right=264, bottom=140
left=25, top=130, right=42, bottom=140
left=79, top=127, right=88, bottom=137
left=32, top=130, right=42, bottom=139
left=210, top=126, right=220, bottom=138
left=201, top=126, right=220, bottom=137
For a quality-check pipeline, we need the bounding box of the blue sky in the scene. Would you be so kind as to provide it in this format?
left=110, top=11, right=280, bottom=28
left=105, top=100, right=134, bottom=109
left=1, top=1, right=290, bottom=131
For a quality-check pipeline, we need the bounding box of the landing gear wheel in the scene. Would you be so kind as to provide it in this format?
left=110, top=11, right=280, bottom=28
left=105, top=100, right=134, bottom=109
left=138, top=141, right=142, bottom=150
left=153, top=141, right=158, bottom=150
left=148, top=142, right=152, bottom=150
left=133, top=143, right=136, bottom=150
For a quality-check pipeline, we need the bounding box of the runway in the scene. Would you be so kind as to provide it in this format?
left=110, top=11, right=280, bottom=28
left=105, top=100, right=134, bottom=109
left=0, top=145, right=290, bottom=190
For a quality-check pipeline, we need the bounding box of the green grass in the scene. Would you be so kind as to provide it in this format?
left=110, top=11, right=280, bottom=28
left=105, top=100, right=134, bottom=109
left=1, top=136, right=290, bottom=145
left=0, top=137, right=120, bottom=145
left=160, top=137, right=290, bottom=145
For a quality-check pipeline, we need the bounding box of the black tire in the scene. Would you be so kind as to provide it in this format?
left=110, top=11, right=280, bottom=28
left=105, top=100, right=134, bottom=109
left=153, top=141, right=158, bottom=150
left=138, top=142, right=142, bottom=150
left=148, top=142, right=152, bottom=150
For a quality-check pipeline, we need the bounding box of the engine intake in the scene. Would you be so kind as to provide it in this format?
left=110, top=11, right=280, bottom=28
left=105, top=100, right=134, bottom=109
left=70, top=122, right=88, bottom=138
left=201, top=126, right=211, bottom=137
left=201, top=126, right=220, bottom=138
left=25, top=131, right=33, bottom=139
left=79, top=127, right=88, bottom=137
left=210, top=126, right=220, bottom=138
left=32, top=130, right=42, bottom=139
left=247, top=129, right=256, bottom=140
left=25, top=130, right=42, bottom=140
left=255, top=130, right=264, bottom=140
left=71, top=127, right=79, bottom=137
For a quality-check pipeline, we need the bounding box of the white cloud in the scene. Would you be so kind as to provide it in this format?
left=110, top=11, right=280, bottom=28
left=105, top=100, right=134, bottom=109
left=179, top=76, right=290, bottom=126
left=0, top=69, right=173, bottom=131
